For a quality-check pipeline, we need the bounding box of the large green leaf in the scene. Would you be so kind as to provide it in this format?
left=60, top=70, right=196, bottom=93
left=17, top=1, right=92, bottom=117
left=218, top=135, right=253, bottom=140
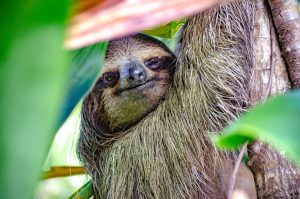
left=58, top=42, right=108, bottom=126
left=215, top=90, right=300, bottom=165
left=0, top=0, right=70, bottom=198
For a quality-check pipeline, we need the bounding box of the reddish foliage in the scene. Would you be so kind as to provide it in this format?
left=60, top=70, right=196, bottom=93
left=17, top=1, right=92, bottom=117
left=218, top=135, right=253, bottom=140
left=65, top=0, right=224, bottom=49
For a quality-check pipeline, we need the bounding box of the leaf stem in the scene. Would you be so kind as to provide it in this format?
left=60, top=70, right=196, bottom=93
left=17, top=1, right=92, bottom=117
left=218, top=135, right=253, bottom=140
left=227, top=142, right=248, bottom=199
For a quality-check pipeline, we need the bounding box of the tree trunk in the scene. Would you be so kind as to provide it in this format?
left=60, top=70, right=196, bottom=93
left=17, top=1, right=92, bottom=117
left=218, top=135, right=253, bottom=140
left=248, top=0, right=300, bottom=198
left=268, top=0, right=300, bottom=88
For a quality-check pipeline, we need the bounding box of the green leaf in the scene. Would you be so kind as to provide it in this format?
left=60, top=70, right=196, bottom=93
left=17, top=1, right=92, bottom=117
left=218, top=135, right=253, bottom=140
left=68, top=181, right=94, bottom=199
left=215, top=90, right=300, bottom=165
left=58, top=42, right=108, bottom=126
left=0, top=0, right=70, bottom=198
left=143, top=19, right=186, bottom=38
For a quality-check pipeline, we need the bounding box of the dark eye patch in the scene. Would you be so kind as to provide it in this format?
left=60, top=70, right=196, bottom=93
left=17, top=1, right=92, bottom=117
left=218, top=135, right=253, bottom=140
left=103, top=72, right=119, bottom=82
left=97, top=71, right=120, bottom=88
left=144, top=56, right=175, bottom=71
left=144, top=57, right=160, bottom=70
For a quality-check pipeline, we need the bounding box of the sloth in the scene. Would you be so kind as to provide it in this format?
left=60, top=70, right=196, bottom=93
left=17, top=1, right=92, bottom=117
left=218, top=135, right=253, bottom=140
left=83, top=34, right=176, bottom=133
left=78, top=1, right=256, bottom=199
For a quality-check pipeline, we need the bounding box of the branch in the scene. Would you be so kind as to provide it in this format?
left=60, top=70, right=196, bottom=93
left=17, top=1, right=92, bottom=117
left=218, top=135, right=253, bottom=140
left=41, top=166, right=86, bottom=180
left=268, top=0, right=300, bottom=88
left=228, top=143, right=248, bottom=199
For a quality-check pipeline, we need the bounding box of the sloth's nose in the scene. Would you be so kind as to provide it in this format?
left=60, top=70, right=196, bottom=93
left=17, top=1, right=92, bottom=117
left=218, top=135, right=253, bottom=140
left=120, top=59, right=147, bottom=89
left=127, top=64, right=147, bottom=83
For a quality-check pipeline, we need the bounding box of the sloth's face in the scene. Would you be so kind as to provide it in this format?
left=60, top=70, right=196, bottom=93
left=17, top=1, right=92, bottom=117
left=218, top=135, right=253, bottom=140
left=93, top=35, right=176, bottom=130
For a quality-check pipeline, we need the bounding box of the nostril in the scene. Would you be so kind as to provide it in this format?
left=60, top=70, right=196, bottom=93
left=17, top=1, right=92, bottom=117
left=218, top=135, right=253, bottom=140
left=138, top=72, right=144, bottom=79
left=128, top=76, right=135, bottom=81
left=128, top=71, right=146, bottom=82
left=126, top=65, right=147, bottom=83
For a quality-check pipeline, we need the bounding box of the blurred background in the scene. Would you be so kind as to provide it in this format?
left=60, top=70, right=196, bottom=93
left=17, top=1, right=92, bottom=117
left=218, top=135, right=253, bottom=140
left=35, top=104, right=88, bottom=199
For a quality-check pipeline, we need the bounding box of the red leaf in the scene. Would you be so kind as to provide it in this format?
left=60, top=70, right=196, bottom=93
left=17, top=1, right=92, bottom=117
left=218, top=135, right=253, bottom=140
left=65, top=0, right=225, bottom=49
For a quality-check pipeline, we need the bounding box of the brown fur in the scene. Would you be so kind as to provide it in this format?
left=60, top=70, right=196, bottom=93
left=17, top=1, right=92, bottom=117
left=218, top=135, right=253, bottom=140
left=78, top=1, right=254, bottom=198
left=82, top=34, right=176, bottom=134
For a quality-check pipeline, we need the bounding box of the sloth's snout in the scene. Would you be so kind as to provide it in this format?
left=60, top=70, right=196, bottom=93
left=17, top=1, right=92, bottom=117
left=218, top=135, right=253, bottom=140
left=120, top=59, right=147, bottom=89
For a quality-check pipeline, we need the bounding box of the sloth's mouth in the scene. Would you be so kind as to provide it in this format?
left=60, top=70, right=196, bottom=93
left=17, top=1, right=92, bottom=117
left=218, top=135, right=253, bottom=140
left=116, top=77, right=160, bottom=95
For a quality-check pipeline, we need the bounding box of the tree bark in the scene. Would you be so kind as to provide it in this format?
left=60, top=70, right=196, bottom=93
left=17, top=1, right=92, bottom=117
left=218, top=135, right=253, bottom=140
left=248, top=0, right=300, bottom=198
left=268, top=0, right=300, bottom=88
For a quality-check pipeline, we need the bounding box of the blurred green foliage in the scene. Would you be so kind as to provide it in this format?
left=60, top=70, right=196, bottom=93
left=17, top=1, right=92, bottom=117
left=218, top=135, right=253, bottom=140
left=144, top=20, right=186, bottom=39
left=59, top=42, right=108, bottom=126
left=0, top=0, right=70, bottom=198
left=37, top=105, right=89, bottom=199
left=216, top=90, right=300, bottom=165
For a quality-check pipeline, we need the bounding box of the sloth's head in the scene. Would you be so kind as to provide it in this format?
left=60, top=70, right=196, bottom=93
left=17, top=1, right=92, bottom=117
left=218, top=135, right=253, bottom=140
left=83, top=34, right=176, bottom=132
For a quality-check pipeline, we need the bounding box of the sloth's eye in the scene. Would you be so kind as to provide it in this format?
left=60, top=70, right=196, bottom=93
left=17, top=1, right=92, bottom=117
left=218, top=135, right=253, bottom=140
left=145, top=57, right=161, bottom=70
left=102, top=72, right=119, bottom=86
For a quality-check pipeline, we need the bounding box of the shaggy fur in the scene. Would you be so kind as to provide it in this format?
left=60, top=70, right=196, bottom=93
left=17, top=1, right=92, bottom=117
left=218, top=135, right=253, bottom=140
left=83, top=34, right=176, bottom=133
left=78, top=1, right=254, bottom=198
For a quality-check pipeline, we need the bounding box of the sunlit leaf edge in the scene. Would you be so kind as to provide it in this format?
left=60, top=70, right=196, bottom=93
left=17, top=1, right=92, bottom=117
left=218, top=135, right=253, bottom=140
left=138, top=19, right=186, bottom=39
left=68, top=180, right=93, bottom=199
left=58, top=42, right=108, bottom=127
